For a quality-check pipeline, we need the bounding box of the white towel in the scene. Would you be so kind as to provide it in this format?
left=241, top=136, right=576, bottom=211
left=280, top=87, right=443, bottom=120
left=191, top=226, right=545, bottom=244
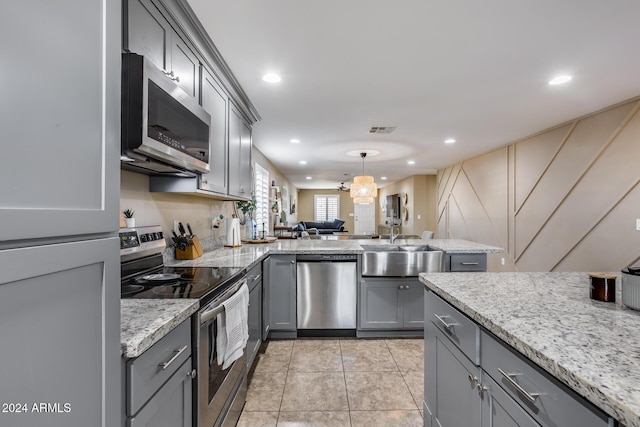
left=216, top=283, right=249, bottom=369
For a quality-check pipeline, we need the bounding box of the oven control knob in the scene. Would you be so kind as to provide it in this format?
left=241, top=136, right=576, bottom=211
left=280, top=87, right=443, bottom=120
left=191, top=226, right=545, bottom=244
left=188, top=369, right=197, bottom=379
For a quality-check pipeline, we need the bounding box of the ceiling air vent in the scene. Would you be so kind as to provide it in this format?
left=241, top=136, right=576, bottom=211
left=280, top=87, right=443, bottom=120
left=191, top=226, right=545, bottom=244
left=368, top=126, right=397, bottom=134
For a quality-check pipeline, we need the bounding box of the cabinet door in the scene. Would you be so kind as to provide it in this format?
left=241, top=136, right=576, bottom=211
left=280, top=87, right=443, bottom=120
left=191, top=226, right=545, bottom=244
left=200, top=68, right=228, bottom=194
left=128, top=358, right=192, bottom=427
left=247, top=280, right=262, bottom=369
left=0, top=238, right=120, bottom=427
left=125, top=0, right=171, bottom=72
left=402, top=279, right=425, bottom=328
left=170, top=36, right=199, bottom=99
left=1, top=0, right=120, bottom=242
left=240, top=118, right=253, bottom=196
left=359, top=279, right=402, bottom=329
left=266, top=255, right=296, bottom=331
left=262, top=259, right=271, bottom=340
left=481, top=373, right=540, bottom=427
left=228, top=103, right=252, bottom=199
left=427, top=328, right=480, bottom=427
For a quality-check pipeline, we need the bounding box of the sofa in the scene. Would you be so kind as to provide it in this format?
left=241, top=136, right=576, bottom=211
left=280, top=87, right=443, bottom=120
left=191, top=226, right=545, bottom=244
left=293, top=219, right=346, bottom=235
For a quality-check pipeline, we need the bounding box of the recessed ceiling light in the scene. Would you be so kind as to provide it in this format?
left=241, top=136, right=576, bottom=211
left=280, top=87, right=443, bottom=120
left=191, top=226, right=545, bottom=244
left=262, top=73, right=282, bottom=83
left=407, top=160, right=415, bottom=165
left=381, top=176, right=387, bottom=180
left=306, top=176, right=312, bottom=180
left=299, top=160, right=307, bottom=165
left=548, top=75, right=572, bottom=85
left=290, top=139, right=300, bottom=143
left=444, top=138, right=456, bottom=144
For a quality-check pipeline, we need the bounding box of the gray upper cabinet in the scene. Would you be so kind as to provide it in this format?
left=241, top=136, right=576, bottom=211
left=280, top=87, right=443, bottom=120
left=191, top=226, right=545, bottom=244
left=1, top=0, right=120, bottom=242
left=228, top=102, right=252, bottom=199
left=200, top=68, right=229, bottom=194
left=125, top=0, right=199, bottom=99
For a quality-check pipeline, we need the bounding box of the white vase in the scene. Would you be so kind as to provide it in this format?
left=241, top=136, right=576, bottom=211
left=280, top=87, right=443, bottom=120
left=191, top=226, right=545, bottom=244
left=125, top=218, right=135, bottom=228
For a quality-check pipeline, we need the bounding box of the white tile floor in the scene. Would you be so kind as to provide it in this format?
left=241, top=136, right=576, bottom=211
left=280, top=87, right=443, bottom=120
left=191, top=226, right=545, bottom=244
left=237, top=338, right=424, bottom=426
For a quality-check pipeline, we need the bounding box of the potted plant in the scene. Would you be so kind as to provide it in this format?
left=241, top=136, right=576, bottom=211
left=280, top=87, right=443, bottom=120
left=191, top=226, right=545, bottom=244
left=123, top=209, right=135, bottom=228
left=236, top=196, right=257, bottom=239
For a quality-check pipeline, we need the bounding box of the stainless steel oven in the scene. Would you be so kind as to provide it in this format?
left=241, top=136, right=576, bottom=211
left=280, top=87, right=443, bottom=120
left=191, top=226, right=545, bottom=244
left=197, top=277, right=248, bottom=427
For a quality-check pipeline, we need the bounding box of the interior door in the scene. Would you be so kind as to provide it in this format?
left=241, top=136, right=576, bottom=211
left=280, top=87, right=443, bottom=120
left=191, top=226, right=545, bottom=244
left=354, top=202, right=376, bottom=234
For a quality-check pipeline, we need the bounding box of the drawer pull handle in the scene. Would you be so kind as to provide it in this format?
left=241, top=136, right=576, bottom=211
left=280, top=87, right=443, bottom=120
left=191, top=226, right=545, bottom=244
left=467, top=374, right=478, bottom=385
left=498, top=368, right=540, bottom=403
left=159, top=345, right=188, bottom=371
left=434, top=314, right=458, bottom=329
left=461, top=262, right=479, bottom=265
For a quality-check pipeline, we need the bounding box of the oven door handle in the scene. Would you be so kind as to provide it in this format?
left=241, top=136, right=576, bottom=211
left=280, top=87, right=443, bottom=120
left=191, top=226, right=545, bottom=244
left=199, top=279, right=246, bottom=325
left=201, top=304, right=224, bottom=325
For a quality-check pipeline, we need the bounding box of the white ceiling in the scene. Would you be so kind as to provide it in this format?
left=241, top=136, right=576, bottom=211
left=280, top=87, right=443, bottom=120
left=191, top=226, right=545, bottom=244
left=187, top=0, right=640, bottom=190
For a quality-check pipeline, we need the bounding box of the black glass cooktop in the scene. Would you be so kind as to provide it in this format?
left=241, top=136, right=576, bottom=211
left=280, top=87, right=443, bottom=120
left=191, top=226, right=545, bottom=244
left=121, top=265, right=244, bottom=304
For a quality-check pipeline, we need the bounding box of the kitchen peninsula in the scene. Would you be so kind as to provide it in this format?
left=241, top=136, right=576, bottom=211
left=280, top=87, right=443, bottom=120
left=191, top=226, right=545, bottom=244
left=420, top=271, right=640, bottom=427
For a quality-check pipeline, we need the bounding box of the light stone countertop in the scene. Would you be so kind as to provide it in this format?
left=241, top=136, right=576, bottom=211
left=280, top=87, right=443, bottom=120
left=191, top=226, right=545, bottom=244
left=166, top=238, right=503, bottom=269
left=419, top=271, right=640, bottom=427
left=121, top=299, right=199, bottom=358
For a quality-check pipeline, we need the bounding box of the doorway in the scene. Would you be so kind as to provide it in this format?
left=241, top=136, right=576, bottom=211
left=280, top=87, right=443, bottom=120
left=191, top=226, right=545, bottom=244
left=353, top=202, right=376, bottom=234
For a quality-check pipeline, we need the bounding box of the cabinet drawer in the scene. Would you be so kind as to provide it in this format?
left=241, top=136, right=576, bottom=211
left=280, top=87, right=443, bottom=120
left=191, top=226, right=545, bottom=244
left=449, top=254, right=487, bottom=272
left=481, top=331, right=610, bottom=427
left=247, top=263, right=262, bottom=292
left=128, top=320, right=191, bottom=415
left=426, top=291, right=479, bottom=364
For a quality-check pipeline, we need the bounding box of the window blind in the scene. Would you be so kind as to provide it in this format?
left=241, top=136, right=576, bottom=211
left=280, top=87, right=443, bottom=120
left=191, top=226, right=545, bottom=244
left=314, top=195, right=340, bottom=221
left=254, top=163, right=270, bottom=235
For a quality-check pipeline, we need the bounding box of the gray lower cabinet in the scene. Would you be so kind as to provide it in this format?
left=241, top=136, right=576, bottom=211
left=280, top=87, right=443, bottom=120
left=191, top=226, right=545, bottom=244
left=247, top=264, right=263, bottom=369
left=264, top=255, right=297, bottom=335
left=425, top=290, right=612, bottom=427
left=125, top=320, right=193, bottom=427
left=425, top=326, right=481, bottom=427
left=480, top=373, right=539, bottom=427
left=125, top=0, right=199, bottom=98
left=359, top=278, right=423, bottom=330
left=444, top=253, right=487, bottom=272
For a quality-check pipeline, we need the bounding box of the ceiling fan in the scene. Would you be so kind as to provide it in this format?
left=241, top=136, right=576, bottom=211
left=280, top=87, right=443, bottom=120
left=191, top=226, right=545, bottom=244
left=337, top=182, right=350, bottom=192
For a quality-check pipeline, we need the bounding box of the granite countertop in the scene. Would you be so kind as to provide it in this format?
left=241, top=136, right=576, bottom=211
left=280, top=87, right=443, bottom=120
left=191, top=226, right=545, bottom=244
left=166, top=238, right=503, bottom=269
left=121, top=299, right=199, bottom=358
left=419, top=271, right=640, bottom=427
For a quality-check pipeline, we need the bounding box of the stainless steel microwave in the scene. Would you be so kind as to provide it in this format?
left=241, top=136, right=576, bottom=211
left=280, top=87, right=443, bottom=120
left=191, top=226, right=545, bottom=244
left=121, top=53, right=210, bottom=176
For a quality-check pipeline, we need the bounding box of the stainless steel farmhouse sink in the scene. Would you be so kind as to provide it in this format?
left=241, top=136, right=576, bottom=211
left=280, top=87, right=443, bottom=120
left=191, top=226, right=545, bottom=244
left=362, top=248, right=443, bottom=276
left=359, top=244, right=430, bottom=252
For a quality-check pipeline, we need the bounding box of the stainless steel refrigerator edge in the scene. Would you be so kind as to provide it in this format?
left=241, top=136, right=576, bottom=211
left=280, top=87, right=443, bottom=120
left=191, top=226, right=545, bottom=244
left=0, top=1, right=121, bottom=427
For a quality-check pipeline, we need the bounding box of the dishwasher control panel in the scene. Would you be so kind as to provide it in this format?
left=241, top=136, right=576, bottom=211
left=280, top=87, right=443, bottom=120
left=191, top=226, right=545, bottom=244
left=296, top=254, right=357, bottom=262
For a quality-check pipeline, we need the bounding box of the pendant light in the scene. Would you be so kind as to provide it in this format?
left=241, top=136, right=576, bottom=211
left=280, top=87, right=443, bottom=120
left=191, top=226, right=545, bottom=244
left=350, top=152, right=377, bottom=204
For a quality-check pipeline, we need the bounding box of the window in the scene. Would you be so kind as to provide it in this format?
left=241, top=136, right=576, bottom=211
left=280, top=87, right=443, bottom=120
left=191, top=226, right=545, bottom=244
left=314, top=195, right=340, bottom=221
left=254, top=163, right=270, bottom=235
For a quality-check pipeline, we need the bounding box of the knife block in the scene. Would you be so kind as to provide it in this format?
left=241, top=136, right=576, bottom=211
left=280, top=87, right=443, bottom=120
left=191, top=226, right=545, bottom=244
left=176, top=235, right=204, bottom=260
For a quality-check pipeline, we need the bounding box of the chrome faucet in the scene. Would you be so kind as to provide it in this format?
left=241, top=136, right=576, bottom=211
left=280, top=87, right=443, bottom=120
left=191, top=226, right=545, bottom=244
left=390, top=225, right=399, bottom=243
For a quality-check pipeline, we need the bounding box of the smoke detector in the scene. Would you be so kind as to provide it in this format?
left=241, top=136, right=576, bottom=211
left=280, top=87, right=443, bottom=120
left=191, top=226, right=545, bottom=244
left=368, top=126, right=396, bottom=134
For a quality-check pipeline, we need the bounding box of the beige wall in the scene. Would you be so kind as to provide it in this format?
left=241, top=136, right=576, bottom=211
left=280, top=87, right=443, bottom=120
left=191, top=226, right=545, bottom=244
left=119, top=146, right=297, bottom=243
left=438, top=97, right=640, bottom=272
left=297, top=189, right=356, bottom=232
left=378, top=175, right=437, bottom=236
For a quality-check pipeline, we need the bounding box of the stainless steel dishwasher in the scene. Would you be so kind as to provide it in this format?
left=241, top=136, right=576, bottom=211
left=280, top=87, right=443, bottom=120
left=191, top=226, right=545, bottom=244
left=296, top=254, right=357, bottom=330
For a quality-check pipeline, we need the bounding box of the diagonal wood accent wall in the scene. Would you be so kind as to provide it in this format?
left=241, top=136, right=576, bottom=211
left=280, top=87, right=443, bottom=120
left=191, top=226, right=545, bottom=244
left=437, top=97, right=640, bottom=272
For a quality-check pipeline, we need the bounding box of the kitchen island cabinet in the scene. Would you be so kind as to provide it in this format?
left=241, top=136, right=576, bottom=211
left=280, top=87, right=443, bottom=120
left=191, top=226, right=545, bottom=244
left=421, top=272, right=634, bottom=427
